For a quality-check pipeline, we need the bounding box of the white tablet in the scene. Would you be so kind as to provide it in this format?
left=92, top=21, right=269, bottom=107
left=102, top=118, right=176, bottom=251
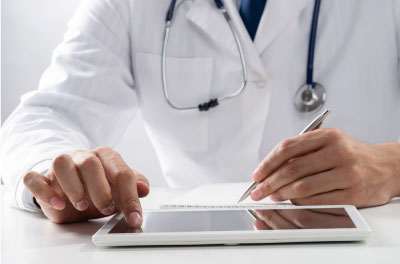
left=92, top=205, right=371, bottom=247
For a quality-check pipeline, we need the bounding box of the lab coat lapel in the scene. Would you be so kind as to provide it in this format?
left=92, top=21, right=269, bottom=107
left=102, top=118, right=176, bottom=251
left=186, top=0, right=238, bottom=56
left=254, top=0, right=314, bottom=55
left=223, top=0, right=268, bottom=79
left=186, top=0, right=267, bottom=80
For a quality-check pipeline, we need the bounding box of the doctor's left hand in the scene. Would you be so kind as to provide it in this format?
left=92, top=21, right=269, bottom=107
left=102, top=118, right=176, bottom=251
left=250, top=128, right=400, bottom=208
left=23, top=147, right=150, bottom=227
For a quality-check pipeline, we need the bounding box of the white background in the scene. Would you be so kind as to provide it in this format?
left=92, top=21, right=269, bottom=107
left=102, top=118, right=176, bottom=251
left=1, top=0, right=166, bottom=186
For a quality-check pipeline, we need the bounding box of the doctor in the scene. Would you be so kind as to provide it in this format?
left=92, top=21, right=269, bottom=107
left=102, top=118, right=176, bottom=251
left=1, top=0, right=400, bottom=228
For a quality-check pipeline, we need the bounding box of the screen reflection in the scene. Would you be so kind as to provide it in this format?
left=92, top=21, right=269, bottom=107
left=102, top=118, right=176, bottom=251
left=251, top=208, right=356, bottom=230
left=109, top=208, right=355, bottom=234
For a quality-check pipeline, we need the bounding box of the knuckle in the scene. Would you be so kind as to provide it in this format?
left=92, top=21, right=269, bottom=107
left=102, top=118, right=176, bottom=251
left=94, top=146, right=113, bottom=154
left=122, top=197, right=140, bottom=209
left=257, top=163, right=268, bottom=178
left=123, top=196, right=140, bottom=204
left=260, top=180, right=272, bottom=192
left=134, top=170, right=148, bottom=183
left=340, top=145, right=355, bottom=159
left=23, top=171, right=36, bottom=186
left=115, top=170, right=135, bottom=183
left=294, top=181, right=310, bottom=196
left=78, top=155, right=100, bottom=171
left=326, top=128, right=342, bottom=140
left=53, top=154, right=73, bottom=170
left=347, top=164, right=361, bottom=177
left=70, top=190, right=87, bottom=202
left=277, top=139, right=294, bottom=155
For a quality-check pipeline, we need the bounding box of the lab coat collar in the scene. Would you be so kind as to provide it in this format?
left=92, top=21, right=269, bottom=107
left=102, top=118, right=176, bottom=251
left=254, top=0, right=314, bottom=55
left=186, top=0, right=314, bottom=79
left=186, top=0, right=267, bottom=79
left=186, top=0, right=237, bottom=56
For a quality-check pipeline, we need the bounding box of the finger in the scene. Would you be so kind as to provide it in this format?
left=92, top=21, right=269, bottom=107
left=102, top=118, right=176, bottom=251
left=308, top=208, right=349, bottom=216
left=291, top=189, right=355, bottom=206
left=277, top=209, right=355, bottom=229
left=23, top=171, right=65, bottom=210
left=133, top=170, right=150, bottom=197
left=52, top=154, right=89, bottom=211
left=253, top=219, right=272, bottom=231
left=95, top=147, right=142, bottom=227
left=115, top=171, right=142, bottom=227
left=251, top=147, right=336, bottom=201
left=270, top=168, right=348, bottom=201
left=72, top=151, right=114, bottom=215
left=253, top=129, right=331, bottom=182
left=134, top=170, right=149, bottom=186
left=255, top=210, right=298, bottom=230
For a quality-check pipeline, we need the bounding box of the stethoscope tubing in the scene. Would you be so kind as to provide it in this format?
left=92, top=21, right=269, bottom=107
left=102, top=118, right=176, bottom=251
left=163, top=0, right=323, bottom=112
left=307, top=0, right=322, bottom=86
left=162, top=0, right=248, bottom=111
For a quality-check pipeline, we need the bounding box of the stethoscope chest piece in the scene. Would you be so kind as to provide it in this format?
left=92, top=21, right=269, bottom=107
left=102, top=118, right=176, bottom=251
left=294, top=83, right=326, bottom=113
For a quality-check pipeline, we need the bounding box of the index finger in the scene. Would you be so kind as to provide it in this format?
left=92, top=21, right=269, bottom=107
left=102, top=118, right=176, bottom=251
left=253, top=129, right=330, bottom=182
left=94, top=147, right=143, bottom=228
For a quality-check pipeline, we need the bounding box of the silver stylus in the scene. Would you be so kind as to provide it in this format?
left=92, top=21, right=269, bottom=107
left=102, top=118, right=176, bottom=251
left=237, top=109, right=331, bottom=203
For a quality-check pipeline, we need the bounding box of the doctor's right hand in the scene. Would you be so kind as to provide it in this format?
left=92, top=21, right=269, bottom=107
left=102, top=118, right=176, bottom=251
left=23, top=147, right=150, bottom=227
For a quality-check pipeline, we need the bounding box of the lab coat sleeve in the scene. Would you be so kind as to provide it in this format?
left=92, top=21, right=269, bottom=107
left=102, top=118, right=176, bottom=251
left=0, top=0, right=137, bottom=211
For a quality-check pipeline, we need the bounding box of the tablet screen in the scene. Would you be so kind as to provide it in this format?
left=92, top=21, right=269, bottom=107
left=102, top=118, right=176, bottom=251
left=109, top=208, right=356, bottom=234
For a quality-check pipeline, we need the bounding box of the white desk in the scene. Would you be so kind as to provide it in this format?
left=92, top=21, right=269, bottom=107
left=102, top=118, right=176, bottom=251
left=2, top=188, right=400, bottom=264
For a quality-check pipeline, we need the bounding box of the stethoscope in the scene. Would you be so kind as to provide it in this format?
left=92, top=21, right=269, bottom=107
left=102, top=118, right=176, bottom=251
left=162, top=0, right=325, bottom=113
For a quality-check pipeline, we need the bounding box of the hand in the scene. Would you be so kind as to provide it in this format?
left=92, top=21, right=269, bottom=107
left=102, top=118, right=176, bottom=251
left=253, top=208, right=355, bottom=230
left=23, top=147, right=150, bottom=227
left=250, top=128, right=400, bottom=208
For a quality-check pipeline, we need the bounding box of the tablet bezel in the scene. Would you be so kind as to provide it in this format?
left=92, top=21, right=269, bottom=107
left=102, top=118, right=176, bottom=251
left=92, top=205, right=371, bottom=246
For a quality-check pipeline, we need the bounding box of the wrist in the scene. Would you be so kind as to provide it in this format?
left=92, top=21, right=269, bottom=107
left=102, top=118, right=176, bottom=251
left=390, top=144, right=400, bottom=198
left=375, top=143, right=400, bottom=198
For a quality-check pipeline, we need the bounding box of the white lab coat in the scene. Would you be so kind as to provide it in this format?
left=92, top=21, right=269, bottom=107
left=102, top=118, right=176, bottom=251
left=1, top=0, right=400, bottom=211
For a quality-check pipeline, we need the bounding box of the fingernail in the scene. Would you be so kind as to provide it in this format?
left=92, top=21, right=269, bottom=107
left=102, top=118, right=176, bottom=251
left=251, top=188, right=263, bottom=201
left=128, top=211, right=142, bottom=227
left=252, top=167, right=262, bottom=181
left=100, top=201, right=115, bottom=215
left=50, top=197, right=64, bottom=210
left=76, top=199, right=89, bottom=211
